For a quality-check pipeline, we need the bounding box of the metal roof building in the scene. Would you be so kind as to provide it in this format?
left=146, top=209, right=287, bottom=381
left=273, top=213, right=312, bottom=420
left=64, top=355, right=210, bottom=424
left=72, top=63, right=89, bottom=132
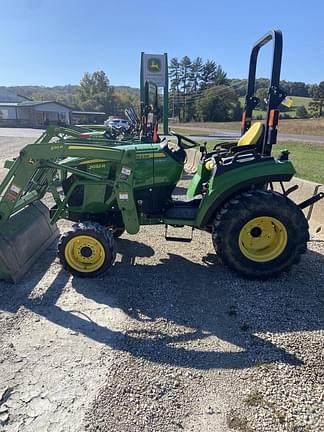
left=0, top=89, right=107, bottom=128
left=0, top=88, right=72, bottom=127
left=0, top=100, right=72, bottom=128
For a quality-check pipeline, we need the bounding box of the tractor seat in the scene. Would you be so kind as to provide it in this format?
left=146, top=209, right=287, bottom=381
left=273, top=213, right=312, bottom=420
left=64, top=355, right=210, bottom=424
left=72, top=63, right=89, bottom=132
left=213, top=122, right=265, bottom=154
left=237, top=122, right=264, bottom=147
left=206, top=122, right=265, bottom=171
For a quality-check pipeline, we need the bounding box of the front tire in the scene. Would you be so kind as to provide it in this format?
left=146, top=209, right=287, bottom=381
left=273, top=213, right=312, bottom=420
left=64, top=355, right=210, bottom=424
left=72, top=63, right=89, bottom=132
left=58, top=222, right=116, bottom=278
left=212, top=190, right=309, bottom=279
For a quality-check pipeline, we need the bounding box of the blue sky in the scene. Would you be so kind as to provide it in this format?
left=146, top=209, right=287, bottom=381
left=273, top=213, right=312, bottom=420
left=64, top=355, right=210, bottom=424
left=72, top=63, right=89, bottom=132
left=0, top=0, right=323, bottom=87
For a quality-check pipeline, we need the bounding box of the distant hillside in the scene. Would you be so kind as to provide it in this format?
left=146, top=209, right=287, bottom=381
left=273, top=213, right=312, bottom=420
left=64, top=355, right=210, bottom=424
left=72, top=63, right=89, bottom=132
left=0, top=85, right=140, bottom=110
left=114, top=86, right=140, bottom=96
left=0, top=85, right=80, bottom=108
left=229, top=78, right=315, bottom=98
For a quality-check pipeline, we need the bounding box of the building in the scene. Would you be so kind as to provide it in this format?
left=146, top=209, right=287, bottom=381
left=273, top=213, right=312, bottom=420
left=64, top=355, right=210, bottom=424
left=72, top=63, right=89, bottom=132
left=0, top=101, right=73, bottom=128
left=0, top=88, right=109, bottom=128
left=0, top=88, right=71, bottom=128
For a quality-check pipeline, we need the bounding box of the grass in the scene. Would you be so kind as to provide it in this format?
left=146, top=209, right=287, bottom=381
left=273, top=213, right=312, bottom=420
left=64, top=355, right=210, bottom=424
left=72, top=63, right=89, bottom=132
left=168, top=127, right=213, bottom=136
left=278, top=118, right=324, bottom=135
left=171, top=122, right=241, bottom=132
left=276, top=141, right=324, bottom=184
left=291, top=96, right=312, bottom=109
left=239, top=96, right=312, bottom=119
left=197, top=139, right=221, bottom=148
left=171, top=117, right=324, bottom=136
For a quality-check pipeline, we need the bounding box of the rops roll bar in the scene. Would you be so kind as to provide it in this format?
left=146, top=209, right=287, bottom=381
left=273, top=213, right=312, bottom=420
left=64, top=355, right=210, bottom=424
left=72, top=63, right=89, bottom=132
left=242, top=30, right=287, bottom=155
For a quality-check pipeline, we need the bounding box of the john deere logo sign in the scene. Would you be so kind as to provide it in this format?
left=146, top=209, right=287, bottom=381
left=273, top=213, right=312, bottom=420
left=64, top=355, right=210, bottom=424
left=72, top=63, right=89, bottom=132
left=148, top=58, right=161, bottom=73
left=142, top=53, right=166, bottom=87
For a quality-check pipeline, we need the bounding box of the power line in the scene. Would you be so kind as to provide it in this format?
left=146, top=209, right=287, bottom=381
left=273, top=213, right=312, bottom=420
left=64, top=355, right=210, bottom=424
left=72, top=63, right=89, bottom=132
left=168, top=86, right=240, bottom=104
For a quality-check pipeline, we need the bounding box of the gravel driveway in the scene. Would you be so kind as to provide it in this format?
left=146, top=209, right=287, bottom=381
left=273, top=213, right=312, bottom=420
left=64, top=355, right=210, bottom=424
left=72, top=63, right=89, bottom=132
left=0, top=131, right=323, bottom=432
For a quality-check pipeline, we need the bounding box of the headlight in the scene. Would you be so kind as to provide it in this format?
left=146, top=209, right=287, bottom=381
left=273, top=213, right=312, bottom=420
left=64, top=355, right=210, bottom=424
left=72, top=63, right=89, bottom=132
left=205, top=159, right=216, bottom=171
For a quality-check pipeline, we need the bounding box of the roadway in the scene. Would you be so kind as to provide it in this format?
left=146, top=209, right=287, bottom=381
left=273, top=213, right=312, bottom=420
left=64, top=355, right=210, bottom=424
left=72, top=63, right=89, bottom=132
left=171, top=125, right=324, bottom=143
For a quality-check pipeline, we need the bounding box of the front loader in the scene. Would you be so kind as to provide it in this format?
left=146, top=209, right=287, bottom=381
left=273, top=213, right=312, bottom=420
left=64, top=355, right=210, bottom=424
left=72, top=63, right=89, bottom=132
left=0, top=30, right=322, bottom=282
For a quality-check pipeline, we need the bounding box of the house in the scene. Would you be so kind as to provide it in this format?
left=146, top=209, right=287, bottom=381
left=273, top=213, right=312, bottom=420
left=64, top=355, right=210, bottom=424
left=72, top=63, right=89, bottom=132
left=0, top=88, right=72, bottom=128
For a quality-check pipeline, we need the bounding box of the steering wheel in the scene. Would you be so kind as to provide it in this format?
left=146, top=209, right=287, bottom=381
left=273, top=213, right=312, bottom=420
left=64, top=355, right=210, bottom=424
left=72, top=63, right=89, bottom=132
left=170, top=130, right=200, bottom=148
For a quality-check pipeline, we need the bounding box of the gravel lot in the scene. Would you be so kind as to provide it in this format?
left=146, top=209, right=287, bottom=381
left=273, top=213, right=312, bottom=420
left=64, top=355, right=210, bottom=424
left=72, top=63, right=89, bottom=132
left=0, top=130, right=323, bottom=432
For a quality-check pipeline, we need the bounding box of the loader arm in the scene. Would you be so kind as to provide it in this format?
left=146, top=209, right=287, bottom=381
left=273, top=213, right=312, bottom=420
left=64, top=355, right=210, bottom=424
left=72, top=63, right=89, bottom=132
left=0, top=141, right=139, bottom=234
left=30, top=125, right=128, bottom=147
left=33, top=125, right=109, bottom=144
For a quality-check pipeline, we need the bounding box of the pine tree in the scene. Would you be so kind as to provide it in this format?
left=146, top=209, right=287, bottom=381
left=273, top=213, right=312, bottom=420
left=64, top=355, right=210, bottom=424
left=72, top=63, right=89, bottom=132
left=179, top=56, right=192, bottom=121
left=169, top=57, right=181, bottom=118
left=190, top=57, right=203, bottom=93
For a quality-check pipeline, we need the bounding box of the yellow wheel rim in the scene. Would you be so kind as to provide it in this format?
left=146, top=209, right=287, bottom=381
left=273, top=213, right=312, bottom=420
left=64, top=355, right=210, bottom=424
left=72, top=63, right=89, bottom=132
left=64, top=235, right=106, bottom=273
left=239, top=216, right=288, bottom=262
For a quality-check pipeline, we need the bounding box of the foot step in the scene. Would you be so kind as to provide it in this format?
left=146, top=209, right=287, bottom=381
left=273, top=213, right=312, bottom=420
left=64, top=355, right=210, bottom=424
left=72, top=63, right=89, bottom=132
left=165, top=225, right=193, bottom=243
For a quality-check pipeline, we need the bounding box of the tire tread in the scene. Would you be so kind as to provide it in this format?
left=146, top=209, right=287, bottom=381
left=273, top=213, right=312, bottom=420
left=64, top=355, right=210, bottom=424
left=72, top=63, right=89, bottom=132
left=57, top=221, right=116, bottom=278
left=212, top=190, right=309, bottom=279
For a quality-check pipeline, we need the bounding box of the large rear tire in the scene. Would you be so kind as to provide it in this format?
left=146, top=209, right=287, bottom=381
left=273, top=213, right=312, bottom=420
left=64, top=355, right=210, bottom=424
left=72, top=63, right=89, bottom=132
left=212, top=190, right=309, bottom=279
left=58, top=222, right=116, bottom=278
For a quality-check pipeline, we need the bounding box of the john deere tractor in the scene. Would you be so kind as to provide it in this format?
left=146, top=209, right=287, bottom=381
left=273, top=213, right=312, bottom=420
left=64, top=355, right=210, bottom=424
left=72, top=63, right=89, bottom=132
left=0, top=30, right=322, bottom=282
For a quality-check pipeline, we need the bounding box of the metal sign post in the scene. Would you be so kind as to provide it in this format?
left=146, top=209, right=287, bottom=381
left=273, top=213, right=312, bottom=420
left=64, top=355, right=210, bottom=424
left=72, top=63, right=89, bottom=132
left=140, top=52, right=168, bottom=135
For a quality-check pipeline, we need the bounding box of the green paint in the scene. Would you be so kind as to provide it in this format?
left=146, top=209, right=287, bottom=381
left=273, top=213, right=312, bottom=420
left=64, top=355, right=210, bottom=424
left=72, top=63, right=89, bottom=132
left=195, top=159, right=295, bottom=227
left=0, top=127, right=299, bottom=284
left=186, top=161, right=210, bottom=199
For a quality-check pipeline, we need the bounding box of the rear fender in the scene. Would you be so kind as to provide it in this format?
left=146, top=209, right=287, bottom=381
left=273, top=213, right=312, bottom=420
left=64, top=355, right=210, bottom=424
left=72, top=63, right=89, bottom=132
left=195, top=159, right=295, bottom=227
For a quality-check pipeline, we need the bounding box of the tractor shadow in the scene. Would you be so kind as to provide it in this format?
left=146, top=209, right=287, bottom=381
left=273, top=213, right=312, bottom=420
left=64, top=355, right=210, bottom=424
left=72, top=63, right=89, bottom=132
left=1, top=239, right=323, bottom=371
left=72, top=239, right=324, bottom=369
left=0, top=246, right=60, bottom=314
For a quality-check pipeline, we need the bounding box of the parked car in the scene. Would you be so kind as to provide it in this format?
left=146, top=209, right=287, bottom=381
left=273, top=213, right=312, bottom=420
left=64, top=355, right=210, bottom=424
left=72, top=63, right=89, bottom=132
left=104, top=118, right=130, bottom=129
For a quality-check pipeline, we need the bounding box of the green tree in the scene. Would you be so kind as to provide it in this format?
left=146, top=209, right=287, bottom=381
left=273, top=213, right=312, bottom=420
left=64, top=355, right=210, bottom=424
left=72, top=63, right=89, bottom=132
left=169, top=57, right=230, bottom=121
left=196, top=85, right=240, bottom=121
left=114, top=88, right=140, bottom=116
left=179, top=56, right=192, bottom=121
left=309, top=81, right=324, bottom=117
left=200, top=60, right=217, bottom=89
left=212, top=65, right=228, bottom=86
left=179, top=56, right=192, bottom=91
left=296, top=105, right=308, bottom=119
left=232, top=101, right=243, bottom=121
left=229, top=79, right=247, bottom=96
left=169, top=57, right=181, bottom=91
left=255, top=87, right=268, bottom=110
left=189, top=57, right=203, bottom=93
left=200, top=60, right=228, bottom=89
left=76, top=71, right=116, bottom=114
left=169, top=57, right=181, bottom=118
left=308, top=84, right=318, bottom=99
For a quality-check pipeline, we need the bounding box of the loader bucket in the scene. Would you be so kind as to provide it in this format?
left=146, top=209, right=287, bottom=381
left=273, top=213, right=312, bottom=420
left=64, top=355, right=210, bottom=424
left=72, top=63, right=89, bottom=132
left=0, top=201, right=59, bottom=283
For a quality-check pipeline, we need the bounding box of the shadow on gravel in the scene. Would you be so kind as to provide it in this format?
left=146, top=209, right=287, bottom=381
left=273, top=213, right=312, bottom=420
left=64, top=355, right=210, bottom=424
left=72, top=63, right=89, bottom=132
left=0, top=248, right=60, bottom=313
left=1, top=240, right=323, bottom=371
